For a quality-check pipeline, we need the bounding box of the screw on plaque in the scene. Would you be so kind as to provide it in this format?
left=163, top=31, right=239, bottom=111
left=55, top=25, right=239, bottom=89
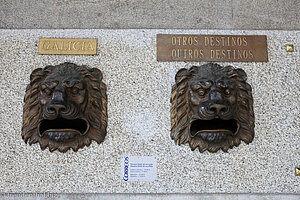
left=295, top=168, right=300, bottom=176
left=286, top=44, right=294, bottom=52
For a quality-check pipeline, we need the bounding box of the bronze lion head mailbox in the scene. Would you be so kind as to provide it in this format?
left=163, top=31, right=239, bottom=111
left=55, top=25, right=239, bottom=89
left=171, top=63, right=254, bottom=153
left=22, top=62, right=107, bottom=152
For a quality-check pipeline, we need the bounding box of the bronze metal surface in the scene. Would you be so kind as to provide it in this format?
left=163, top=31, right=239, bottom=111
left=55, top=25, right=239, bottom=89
left=38, top=38, right=97, bottom=55
left=22, top=62, right=107, bottom=152
left=157, top=34, right=268, bottom=62
left=170, top=63, right=255, bottom=153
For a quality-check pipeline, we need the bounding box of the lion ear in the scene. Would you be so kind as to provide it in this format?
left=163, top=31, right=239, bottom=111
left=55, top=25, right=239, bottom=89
left=29, top=68, right=45, bottom=83
left=236, top=68, right=248, bottom=81
left=175, top=68, right=188, bottom=82
left=224, top=65, right=235, bottom=71
left=90, top=68, right=103, bottom=80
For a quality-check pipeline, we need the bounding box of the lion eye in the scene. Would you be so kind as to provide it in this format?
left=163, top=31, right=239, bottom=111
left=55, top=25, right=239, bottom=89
left=43, top=88, right=52, bottom=96
left=191, top=84, right=201, bottom=91
left=197, top=89, right=206, bottom=96
left=71, top=88, right=79, bottom=95
left=224, top=88, right=231, bottom=95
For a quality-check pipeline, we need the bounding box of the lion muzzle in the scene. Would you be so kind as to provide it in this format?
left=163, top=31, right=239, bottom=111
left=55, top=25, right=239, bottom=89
left=193, top=101, right=237, bottom=143
left=41, top=101, right=89, bottom=141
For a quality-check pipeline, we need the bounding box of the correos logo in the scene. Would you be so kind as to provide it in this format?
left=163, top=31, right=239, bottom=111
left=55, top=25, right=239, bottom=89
left=123, top=157, right=129, bottom=181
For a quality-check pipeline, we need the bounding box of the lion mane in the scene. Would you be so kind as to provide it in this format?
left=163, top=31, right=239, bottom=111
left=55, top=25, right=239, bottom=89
left=22, top=62, right=107, bottom=152
left=171, top=63, right=254, bottom=152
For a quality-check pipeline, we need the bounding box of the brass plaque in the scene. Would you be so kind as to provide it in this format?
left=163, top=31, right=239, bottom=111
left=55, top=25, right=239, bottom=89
left=38, top=38, right=97, bottom=55
left=157, top=34, right=268, bottom=62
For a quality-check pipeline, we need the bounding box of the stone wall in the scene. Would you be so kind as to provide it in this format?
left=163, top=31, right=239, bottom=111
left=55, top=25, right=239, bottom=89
left=0, top=30, right=299, bottom=196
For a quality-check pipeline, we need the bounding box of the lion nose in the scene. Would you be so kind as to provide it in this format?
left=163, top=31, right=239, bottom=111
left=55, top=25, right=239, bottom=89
left=208, top=104, right=228, bottom=115
left=51, top=90, right=65, bottom=104
left=47, top=104, right=67, bottom=114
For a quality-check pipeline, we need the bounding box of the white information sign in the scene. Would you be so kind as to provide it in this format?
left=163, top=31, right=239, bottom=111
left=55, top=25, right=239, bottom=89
left=121, top=156, right=157, bottom=182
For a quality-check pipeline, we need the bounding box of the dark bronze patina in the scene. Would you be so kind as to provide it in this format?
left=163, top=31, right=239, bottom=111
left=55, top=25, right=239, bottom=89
left=22, top=62, right=107, bottom=153
left=171, top=63, right=254, bottom=153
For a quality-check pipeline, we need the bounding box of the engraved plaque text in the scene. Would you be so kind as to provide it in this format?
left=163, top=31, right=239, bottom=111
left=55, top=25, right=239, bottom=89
left=157, top=34, right=268, bottom=62
left=38, top=38, right=97, bottom=55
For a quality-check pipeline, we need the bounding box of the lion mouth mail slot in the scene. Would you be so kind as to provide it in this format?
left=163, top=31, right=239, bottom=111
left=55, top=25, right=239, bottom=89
left=22, top=62, right=108, bottom=153
left=170, top=63, right=255, bottom=153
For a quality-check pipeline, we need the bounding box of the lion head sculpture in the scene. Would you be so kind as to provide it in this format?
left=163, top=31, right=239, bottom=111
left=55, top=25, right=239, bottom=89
left=171, top=63, right=254, bottom=153
left=22, top=62, right=107, bottom=153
